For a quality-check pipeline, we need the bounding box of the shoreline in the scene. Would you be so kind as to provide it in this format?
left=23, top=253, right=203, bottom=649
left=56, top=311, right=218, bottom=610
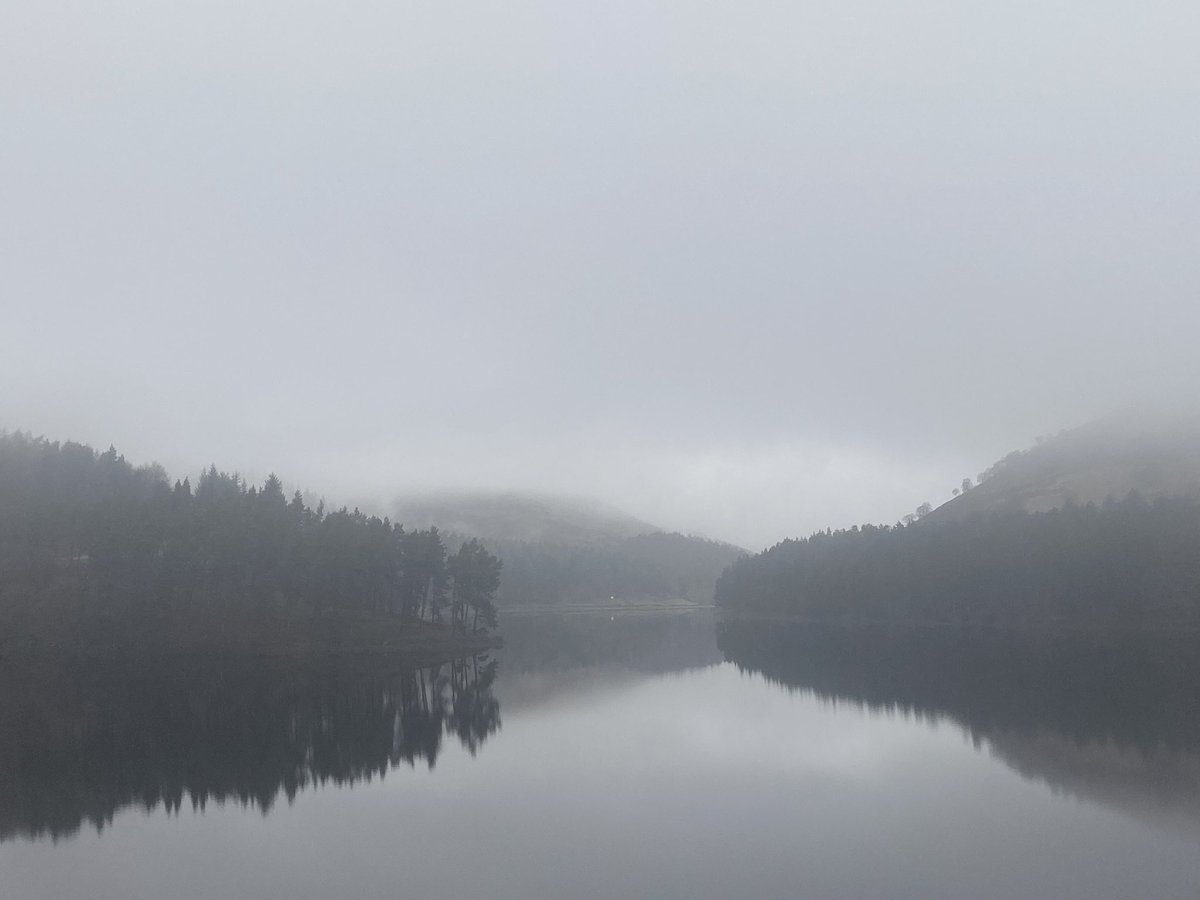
left=0, top=609, right=502, bottom=665
left=501, top=600, right=714, bottom=616
left=714, top=608, right=1200, bottom=638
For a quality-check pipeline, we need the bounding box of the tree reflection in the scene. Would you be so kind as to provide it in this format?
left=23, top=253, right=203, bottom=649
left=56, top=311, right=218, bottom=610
left=717, top=620, right=1200, bottom=829
left=0, top=652, right=500, bottom=842
left=499, top=610, right=722, bottom=675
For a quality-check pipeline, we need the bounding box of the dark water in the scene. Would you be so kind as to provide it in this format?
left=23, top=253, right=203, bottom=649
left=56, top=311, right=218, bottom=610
left=1, top=611, right=1199, bottom=899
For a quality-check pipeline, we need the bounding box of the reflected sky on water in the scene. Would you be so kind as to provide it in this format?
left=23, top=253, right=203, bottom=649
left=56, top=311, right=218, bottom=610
left=2, top=612, right=1198, bottom=900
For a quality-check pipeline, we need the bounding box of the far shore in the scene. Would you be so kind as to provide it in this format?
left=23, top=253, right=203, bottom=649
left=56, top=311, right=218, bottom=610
left=501, top=599, right=714, bottom=616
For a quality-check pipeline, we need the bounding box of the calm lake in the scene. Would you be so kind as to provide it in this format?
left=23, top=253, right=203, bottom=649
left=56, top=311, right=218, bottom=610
left=1, top=610, right=1198, bottom=899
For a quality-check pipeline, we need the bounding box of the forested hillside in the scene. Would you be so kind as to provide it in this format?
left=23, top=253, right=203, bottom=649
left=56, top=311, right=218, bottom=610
left=394, top=490, right=745, bottom=607
left=470, top=531, right=745, bottom=607
left=715, top=493, right=1200, bottom=630
left=0, top=432, right=502, bottom=642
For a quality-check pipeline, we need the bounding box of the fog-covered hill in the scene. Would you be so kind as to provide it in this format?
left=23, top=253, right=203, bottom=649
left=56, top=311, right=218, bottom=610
left=478, top=531, right=745, bottom=607
left=392, top=490, right=745, bottom=607
left=392, top=491, right=658, bottom=546
left=716, top=411, right=1200, bottom=629
left=928, top=411, right=1200, bottom=523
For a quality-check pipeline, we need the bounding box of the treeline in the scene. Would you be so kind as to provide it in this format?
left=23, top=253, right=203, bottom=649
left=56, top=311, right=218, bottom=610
left=715, top=492, right=1200, bottom=630
left=459, top=532, right=745, bottom=607
left=0, top=432, right=500, bottom=631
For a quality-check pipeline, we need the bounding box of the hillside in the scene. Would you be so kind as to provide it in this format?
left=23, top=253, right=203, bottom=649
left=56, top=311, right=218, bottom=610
left=392, top=490, right=745, bottom=607
left=480, top=531, right=745, bottom=607
left=0, top=432, right=502, bottom=654
left=928, top=411, right=1200, bottom=523
left=716, top=412, right=1200, bottom=630
left=392, top=491, right=658, bottom=545
left=716, top=492, right=1200, bottom=630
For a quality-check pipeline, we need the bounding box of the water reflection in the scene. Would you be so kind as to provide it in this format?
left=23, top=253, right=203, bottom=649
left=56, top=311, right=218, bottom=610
left=717, top=620, right=1200, bottom=831
left=3, top=614, right=1200, bottom=899
left=0, top=651, right=499, bottom=842
left=499, top=609, right=721, bottom=674
left=488, top=609, right=720, bottom=714
left=0, top=611, right=719, bottom=846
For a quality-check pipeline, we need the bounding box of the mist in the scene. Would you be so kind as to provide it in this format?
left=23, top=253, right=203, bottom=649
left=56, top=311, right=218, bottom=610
left=4, top=0, right=1199, bottom=548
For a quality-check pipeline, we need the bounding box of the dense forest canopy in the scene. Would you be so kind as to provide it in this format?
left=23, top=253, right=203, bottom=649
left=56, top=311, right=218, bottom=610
left=716, top=493, right=1200, bottom=630
left=0, top=431, right=501, bottom=633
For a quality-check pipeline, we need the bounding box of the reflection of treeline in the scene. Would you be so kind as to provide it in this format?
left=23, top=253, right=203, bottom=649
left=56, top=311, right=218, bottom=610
left=716, top=620, right=1200, bottom=754
left=0, top=432, right=500, bottom=630
left=499, top=611, right=721, bottom=674
left=0, top=652, right=500, bottom=842
left=462, top=533, right=744, bottom=607
left=716, top=494, right=1200, bottom=629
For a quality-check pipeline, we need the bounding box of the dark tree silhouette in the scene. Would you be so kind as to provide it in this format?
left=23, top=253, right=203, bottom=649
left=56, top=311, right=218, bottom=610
left=716, top=493, right=1200, bottom=631
left=0, top=431, right=500, bottom=634
left=448, top=539, right=502, bottom=632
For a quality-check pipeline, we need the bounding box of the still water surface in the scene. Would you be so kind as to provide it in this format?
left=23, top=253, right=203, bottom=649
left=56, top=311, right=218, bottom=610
left=1, top=612, right=1198, bottom=899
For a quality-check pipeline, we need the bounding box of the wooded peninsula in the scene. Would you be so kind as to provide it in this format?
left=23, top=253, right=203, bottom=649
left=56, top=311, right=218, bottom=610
left=0, top=431, right=502, bottom=655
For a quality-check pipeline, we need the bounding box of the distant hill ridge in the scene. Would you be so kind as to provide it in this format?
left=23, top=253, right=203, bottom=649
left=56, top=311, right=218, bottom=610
left=929, top=410, right=1200, bottom=523
left=391, top=490, right=745, bottom=607
left=391, top=490, right=660, bottom=545
left=715, top=410, right=1200, bottom=630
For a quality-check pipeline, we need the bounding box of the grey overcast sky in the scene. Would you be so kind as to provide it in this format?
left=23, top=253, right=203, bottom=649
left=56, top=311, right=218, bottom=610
left=2, top=0, right=1199, bottom=548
